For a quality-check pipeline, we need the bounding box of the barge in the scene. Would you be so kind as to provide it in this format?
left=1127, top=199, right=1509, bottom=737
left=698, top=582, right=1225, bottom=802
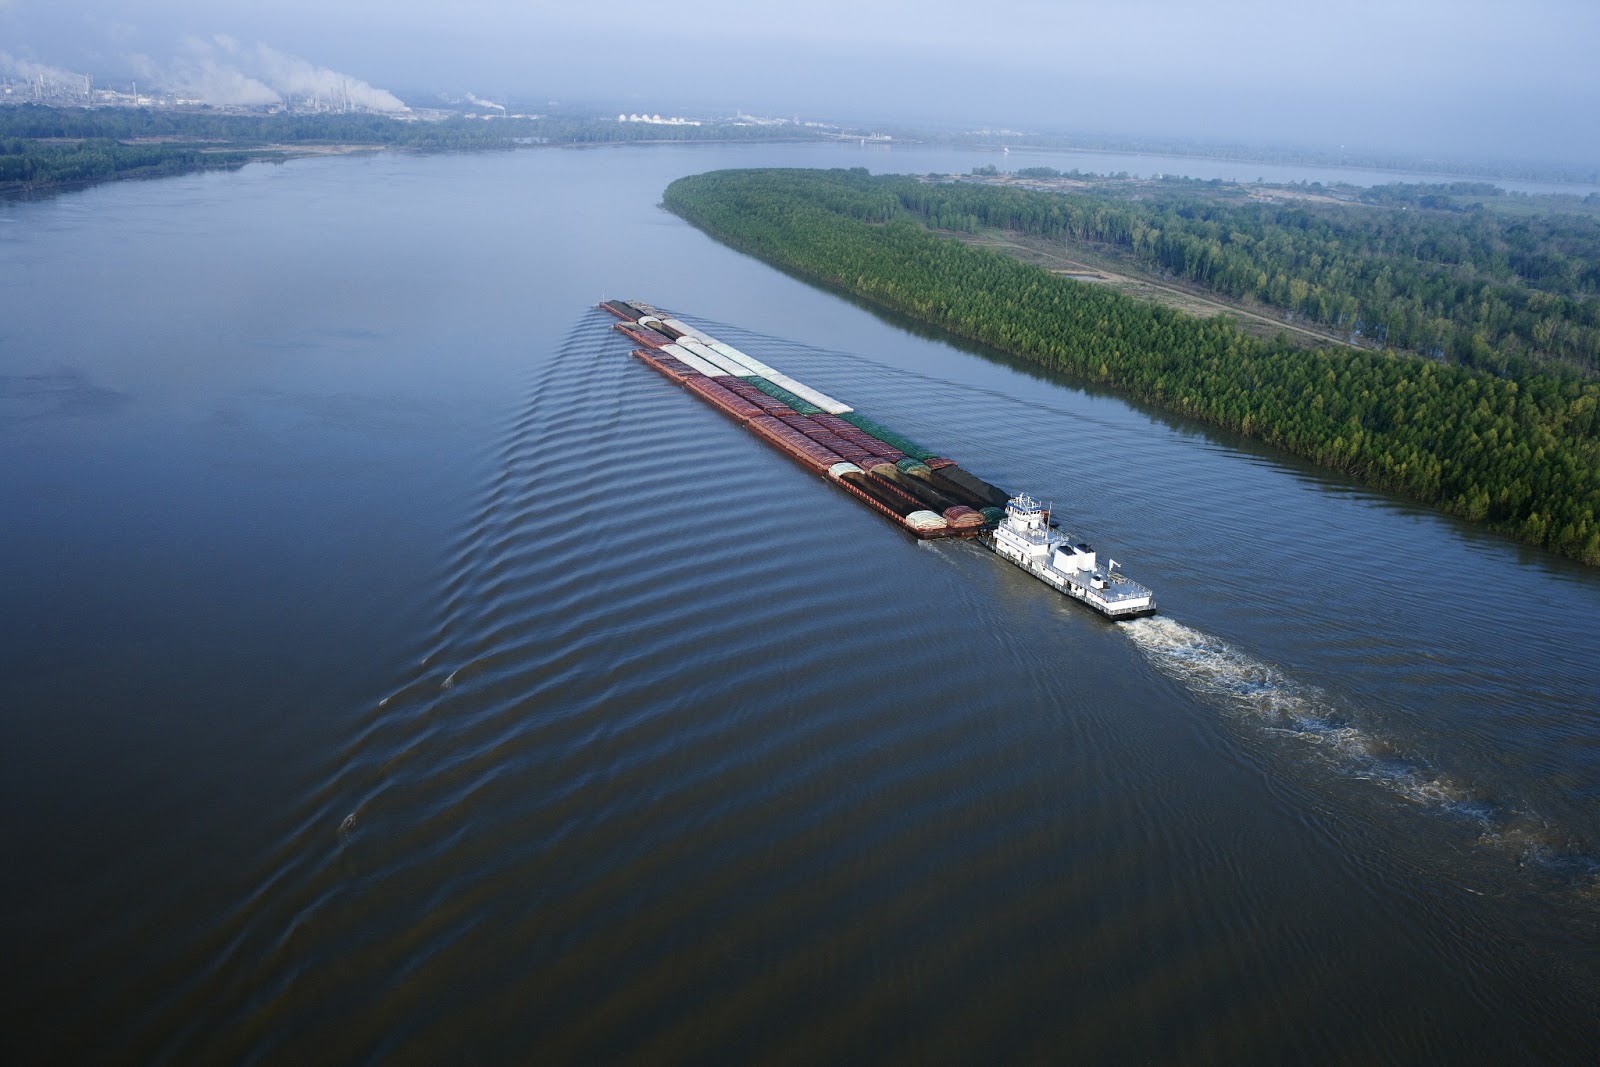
left=599, top=299, right=1157, bottom=619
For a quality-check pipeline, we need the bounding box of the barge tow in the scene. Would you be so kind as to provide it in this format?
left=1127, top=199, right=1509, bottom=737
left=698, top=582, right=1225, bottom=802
left=598, top=298, right=1157, bottom=620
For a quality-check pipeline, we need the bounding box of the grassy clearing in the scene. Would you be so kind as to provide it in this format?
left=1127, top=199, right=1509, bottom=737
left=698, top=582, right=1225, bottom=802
left=952, top=227, right=1359, bottom=350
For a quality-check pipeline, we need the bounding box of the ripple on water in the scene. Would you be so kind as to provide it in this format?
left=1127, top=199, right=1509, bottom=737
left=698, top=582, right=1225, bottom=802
left=111, top=307, right=1599, bottom=1063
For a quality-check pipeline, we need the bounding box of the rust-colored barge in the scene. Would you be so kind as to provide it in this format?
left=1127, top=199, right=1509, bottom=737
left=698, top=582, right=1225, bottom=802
left=604, top=301, right=1015, bottom=541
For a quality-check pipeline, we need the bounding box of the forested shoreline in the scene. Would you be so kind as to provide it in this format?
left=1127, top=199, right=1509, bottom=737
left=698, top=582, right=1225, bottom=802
left=0, top=105, right=826, bottom=194
left=922, top=172, right=1600, bottom=377
left=663, top=168, right=1600, bottom=564
left=0, top=137, right=262, bottom=190
left=0, top=107, right=522, bottom=193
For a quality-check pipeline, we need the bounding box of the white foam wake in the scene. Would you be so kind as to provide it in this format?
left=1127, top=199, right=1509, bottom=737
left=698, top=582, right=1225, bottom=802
left=1122, top=617, right=1600, bottom=884
left=1121, top=616, right=1474, bottom=809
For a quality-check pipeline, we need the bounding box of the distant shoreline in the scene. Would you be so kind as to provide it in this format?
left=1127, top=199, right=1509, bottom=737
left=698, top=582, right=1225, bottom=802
left=0, top=134, right=844, bottom=198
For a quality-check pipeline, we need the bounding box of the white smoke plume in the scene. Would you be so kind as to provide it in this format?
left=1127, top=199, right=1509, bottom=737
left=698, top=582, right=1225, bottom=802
left=141, top=41, right=279, bottom=106
left=0, top=51, right=91, bottom=98
left=246, top=43, right=408, bottom=114
left=465, top=92, right=505, bottom=112
left=133, top=36, right=409, bottom=114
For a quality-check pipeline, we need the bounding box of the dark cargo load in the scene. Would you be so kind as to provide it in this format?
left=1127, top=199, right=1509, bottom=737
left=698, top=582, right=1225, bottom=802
left=862, top=470, right=930, bottom=512
left=869, top=463, right=963, bottom=512
left=935, top=465, right=1012, bottom=508
left=839, top=471, right=920, bottom=517
left=915, top=469, right=991, bottom=509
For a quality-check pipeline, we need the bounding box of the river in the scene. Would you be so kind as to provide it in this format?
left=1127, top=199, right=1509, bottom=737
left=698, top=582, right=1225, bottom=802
left=1, top=142, right=1596, bottom=1062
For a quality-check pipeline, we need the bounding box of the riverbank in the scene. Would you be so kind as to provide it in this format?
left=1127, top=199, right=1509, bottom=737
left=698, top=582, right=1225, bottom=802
left=0, top=105, right=841, bottom=197
left=663, top=167, right=1600, bottom=565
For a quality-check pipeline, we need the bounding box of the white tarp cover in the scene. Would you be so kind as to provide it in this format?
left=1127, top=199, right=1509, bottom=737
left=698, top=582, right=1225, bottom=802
left=701, top=341, right=854, bottom=415
left=665, top=319, right=853, bottom=414
left=660, top=343, right=726, bottom=377
left=675, top=339, right=753, bottom=378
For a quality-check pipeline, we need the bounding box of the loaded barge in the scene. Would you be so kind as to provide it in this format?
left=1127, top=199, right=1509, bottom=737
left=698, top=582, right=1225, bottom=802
left=598, top=299, right=1156, bottom=619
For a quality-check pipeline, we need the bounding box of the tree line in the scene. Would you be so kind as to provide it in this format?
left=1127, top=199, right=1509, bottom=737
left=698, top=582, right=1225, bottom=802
left=0, top=105, right=519, bottom=147
left=0, top=136, right=256, bottom=189
left=0, top=105, right=827, bottom=194
left=948, top=136, right=1600, bottom=187
left=0, top=105, right=831, bottom=147
left=912, top=173, right=1600, bottom=377
left=663, top=167, right=1600, bottom=564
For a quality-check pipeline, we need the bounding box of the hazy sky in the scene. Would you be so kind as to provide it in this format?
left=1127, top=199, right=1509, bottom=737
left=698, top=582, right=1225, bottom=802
left=3, top=0, right=1596, bottom=163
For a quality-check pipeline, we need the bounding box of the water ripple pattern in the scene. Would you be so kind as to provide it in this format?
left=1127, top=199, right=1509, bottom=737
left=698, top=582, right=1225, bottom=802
left=700, top=315, right=1600, bottom=884
left=104, top=307, right=1600, bottom=1063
